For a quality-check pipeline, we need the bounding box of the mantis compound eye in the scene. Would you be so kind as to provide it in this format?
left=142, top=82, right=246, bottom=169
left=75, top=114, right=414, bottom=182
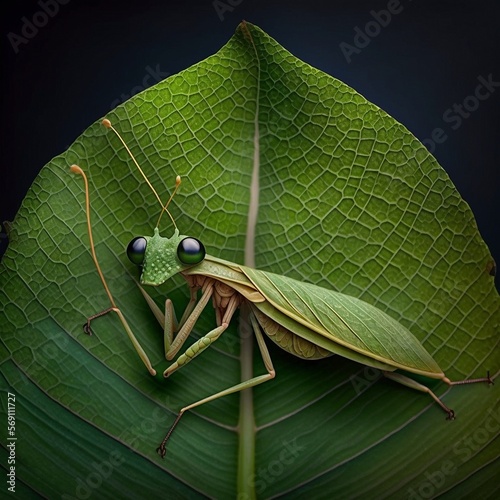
left=177, top=237, right=205, bottom=265
left=127, top=237, right=147, bottom=266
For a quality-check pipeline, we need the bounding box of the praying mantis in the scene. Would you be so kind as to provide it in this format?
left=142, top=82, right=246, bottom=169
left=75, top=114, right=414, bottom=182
left=71, top=118, right=492, bottom=458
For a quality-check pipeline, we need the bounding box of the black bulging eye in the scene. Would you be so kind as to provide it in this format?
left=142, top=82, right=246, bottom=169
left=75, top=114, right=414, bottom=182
left=177, top=237, right=205, bottom=265
left=127, top=237, right=147, bottom=266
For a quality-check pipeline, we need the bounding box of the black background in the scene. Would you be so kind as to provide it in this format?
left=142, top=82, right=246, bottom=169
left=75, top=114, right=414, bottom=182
left=1, top=0, right=499, bottom=285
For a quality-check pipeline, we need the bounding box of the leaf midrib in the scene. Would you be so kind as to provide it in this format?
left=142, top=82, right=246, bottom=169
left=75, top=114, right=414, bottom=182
left=238, top=21, right=262, bottom=499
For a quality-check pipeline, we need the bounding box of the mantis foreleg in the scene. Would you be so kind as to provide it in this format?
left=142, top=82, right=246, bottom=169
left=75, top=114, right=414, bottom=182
left=136, top=281, right=202, bottom=359
left=166, top=278, right=216, bottom=360
left=157, top=306, right=276, bottom=458
left=164, top=281, right=240, bottom=376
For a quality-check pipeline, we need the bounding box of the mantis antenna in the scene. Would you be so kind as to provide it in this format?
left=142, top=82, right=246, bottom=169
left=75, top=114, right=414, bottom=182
left=102, top=118, right=180, bottom=230
left=69, top=165, right=117, bottom=309
left=156, top=175, right=181, bottom=229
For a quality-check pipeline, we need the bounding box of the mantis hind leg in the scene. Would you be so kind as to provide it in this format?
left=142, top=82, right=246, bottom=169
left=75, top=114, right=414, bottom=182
left=157, top=307, right=276, bottom=458
left=383, top=371, right=493, bottom=419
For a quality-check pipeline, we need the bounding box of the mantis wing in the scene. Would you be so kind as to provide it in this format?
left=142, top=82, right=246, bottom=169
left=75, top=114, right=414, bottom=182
left=242, top=266, right=444, bottom=378
left=250, top=301, right=399, bottom=371
left=184, top=256, right=398, bottom=370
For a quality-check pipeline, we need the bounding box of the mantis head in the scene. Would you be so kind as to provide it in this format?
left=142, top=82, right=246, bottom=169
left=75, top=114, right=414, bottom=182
left=96, top=119, right=206, bottom=285
left=127, top=228, right=206, bottom=286
left=98, top=119, right=207, bottom=285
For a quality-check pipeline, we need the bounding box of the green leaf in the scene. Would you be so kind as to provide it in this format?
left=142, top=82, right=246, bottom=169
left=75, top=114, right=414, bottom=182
left=1, top=22, right=498, bottom=499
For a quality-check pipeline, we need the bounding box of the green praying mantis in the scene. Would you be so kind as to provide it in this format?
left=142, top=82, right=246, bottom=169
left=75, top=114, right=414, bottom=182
left=71, top=118, right=492, bottom=458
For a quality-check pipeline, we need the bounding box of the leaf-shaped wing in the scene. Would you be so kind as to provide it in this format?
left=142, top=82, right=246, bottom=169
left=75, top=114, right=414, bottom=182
left=242, top=265, right=444, bottom=377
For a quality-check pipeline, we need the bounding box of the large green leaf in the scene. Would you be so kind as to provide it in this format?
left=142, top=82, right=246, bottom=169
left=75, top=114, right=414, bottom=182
left=1, top=22, right=499, bottom=499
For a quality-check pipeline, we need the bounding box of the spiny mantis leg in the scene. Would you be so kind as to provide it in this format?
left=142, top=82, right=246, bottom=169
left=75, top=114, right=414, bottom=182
left=157, top=306, right=276, bottom=458
left=163, top=280, right=233, bottom=377
left=136, top=281, right=201, bottom=359
left=446, top=372, right=493, bottom=386
left=383, top=370, right=493, bottom=419
left=166, top=278, right=216, bottom=361
left=175, top=280, right=203, bottom=337
left=136, top=276, right=238, bottom=362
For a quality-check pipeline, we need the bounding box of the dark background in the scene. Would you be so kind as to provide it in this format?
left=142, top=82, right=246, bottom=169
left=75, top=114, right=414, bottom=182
left=1, top=0, right=499, bottom=285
